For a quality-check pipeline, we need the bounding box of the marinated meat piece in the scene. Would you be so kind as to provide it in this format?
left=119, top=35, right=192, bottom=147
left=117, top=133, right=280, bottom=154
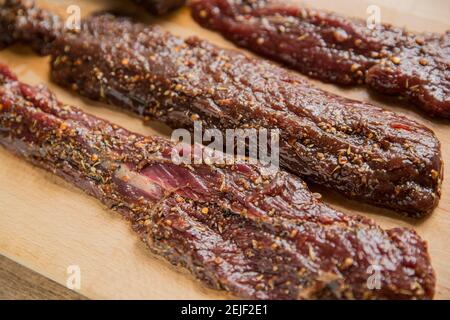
left=0, top=0, right=62, bottom=55
left=0, top=0, right=444, bottom=217
left=0, top=64, right=436, bottom=299
left=132, top=0, right=185, bottom=15
left=191, top=0, right=450, bottom=118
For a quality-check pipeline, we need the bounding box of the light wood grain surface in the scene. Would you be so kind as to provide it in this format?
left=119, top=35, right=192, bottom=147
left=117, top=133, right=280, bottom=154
left=0, top=0, right=449, bottom=299
left=0, top=255, right=87, bottom=300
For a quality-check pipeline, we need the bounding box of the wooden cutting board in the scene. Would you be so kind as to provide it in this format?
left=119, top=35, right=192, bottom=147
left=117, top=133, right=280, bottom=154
left=0, top=0, right=449, bottom=299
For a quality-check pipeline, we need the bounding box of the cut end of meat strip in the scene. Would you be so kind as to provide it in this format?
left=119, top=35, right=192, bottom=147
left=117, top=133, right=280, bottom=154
left=0, top=64, right=436, bottom=299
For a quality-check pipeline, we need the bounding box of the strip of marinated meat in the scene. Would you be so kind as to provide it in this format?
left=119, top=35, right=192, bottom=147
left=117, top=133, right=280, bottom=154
left=132, top=0, right=185, bottom=15
left=191, top=0, right=450, bottom=118
left=0, top=0, right=62, bottom=55
left=0, top=0, right=444, bottom=217
left=0, top=64, right=436, bottom=299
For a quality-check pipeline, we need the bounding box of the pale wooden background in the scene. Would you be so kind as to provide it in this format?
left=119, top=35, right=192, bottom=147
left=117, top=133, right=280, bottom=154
left=0, top=0, right=448, bottom=299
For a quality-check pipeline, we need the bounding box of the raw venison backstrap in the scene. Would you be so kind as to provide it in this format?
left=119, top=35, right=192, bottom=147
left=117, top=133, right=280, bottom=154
left=0, top=0, right=444, bottom=217
left=191, top=0, right=450, bottom=118
left=0, top=64, right=436, bottom=299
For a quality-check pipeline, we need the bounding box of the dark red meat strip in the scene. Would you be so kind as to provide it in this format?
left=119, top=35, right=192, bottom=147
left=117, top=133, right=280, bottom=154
left=132, top=0, right=185, bottom=15
left=0, top=64, right=436, bottom=299
left=0, top=0, right=444, bottom=217
left=191, top=0, right=450, bottom=118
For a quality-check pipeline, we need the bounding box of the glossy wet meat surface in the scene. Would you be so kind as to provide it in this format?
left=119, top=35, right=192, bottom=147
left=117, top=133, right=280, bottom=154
left=0, top=0, right=444, bottom=217
left=132, top=0, right=185, bottom=15
left=191, top=0, right=450, bottom=118
left=0, top=64, right=436, bottom=299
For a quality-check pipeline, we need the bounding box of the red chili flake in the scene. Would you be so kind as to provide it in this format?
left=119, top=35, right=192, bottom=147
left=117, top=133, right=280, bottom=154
left=390, top=122, right=412, bottom=131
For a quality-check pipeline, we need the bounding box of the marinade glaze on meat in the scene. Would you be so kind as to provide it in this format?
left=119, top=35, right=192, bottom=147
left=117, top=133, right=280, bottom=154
left=0, top=64, right=436, bottom=299
left=132, top=0, right=185, bottom=15
left=0, top=0, right=444, bottom=217
left=191, top=0, right=450, bottom=118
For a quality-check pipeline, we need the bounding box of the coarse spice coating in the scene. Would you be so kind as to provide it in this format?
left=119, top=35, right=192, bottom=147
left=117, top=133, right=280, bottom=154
left=132, top=0, right=185, bottom=15
left=0, top=0, right=61, bottom=55
left=0, top=64, right=436, bottom=299
left=191, top=0, right=450, bottom=118
left=0, top=0, right=444, bottom=217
